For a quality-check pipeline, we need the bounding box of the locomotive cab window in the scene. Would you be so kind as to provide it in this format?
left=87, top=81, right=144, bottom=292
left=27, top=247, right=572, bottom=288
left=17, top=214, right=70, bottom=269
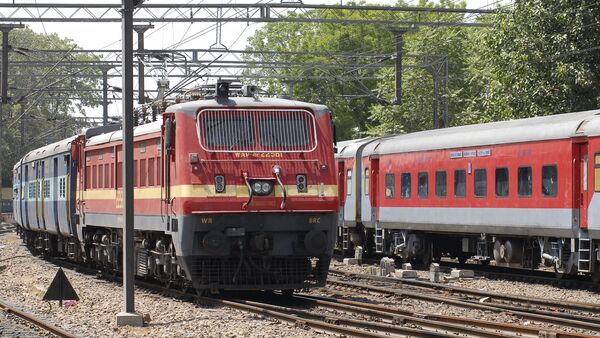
left=346, top=169, right=352, bottom=196
left=518, top=166, right=532, bottom=197
left=542, top=165, right=558, bottom=197
left=454, top=169, right=466, bottom=198
left=474, top=168, right=487, bottom=197
left=435, top=171, right=447, bottom=198
left=418, top=172, right=428, bottom=198
left=495, top=168, right=509, bottom=197
left=401, top=172, right=411, bottom=198
left=385, top=173, right=395, bottom=198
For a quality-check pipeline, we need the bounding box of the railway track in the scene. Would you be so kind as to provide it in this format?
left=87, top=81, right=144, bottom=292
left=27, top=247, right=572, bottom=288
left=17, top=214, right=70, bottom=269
left=0, top=298, right=76, bottom=338
left=35, top=255, right=600, bottom=337
left=329, top=268, right=600, bottom=334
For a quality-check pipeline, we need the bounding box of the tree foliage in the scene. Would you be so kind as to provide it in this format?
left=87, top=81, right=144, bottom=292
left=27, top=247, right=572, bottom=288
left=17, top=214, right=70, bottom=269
left=245, top=0, right=600, bottom=141
left=1, top=28, right=101, bottom=184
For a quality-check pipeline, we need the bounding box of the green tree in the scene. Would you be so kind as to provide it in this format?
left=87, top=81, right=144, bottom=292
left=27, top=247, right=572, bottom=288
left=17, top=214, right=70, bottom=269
left=1, top=28, right=101, bottom=184
left=465, top=1, right=600, bottom=121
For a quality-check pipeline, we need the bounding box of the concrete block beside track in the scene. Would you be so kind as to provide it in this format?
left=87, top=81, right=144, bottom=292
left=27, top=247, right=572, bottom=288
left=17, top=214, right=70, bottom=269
left=395, top=269, right=417, bottom=279
left=343, top=258, right=360, bottom=265
left=450, top=269, right=474, bottom=278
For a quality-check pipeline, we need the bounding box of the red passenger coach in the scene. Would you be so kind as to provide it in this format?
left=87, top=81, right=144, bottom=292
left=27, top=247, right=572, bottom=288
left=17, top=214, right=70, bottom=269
left=338, top=110, right=600, bottom=281
left=80, top=97, right=338, bottom=291
left=15, top=88, right=338, bottom=293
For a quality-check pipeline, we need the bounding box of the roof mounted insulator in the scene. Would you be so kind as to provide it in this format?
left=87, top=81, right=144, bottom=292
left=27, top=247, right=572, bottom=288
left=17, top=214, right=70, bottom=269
left=216, top=80, right=231, bottom=99
left=241, top=85, right=258, bottom=97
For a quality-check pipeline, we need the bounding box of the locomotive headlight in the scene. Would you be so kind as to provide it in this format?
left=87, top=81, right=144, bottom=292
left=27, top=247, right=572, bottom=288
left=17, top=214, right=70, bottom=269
left=261, top=182, right=272, bottom=194
left=215, top=175, right=225, bottom=193
left=253, top=182, right=263, bottom=194
left=296, top=174, right=307, bottom=193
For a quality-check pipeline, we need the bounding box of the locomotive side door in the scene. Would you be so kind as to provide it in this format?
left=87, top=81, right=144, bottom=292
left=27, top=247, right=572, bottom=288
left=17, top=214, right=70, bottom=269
left=573, top=142, right=588, bottom=228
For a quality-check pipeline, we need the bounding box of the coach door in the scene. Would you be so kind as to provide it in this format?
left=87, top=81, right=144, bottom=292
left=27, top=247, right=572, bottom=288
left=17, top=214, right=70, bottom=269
left=574, top=142, right=588, bottom=228
left=370, top=158, right=380, bottom=221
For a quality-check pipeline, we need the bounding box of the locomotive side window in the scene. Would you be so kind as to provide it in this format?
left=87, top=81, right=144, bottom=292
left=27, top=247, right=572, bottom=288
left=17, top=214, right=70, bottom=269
left=495, top=168, right=509, bottom=197
left=385, top=173, right=395, bottom=198
left=542, top=165, right=557, bottom=197
left=518, top=166, right=532, bottom=197
left=454, top=170, right=466, bottom=198
left=346, top=169, right=352, bottom=196
left=364, top=168, right=369, bottom=196
left=401, top=172, right=411, bottom=198
left=474, top=169, right=487, bottom=197
left=418, top=172, right=428, bottom=198
left=595, top=154, right=600, bottom=192
left=435, top=171, right=447, bottom=198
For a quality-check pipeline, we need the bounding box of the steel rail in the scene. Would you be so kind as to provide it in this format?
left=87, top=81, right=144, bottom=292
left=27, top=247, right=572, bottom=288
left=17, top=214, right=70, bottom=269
left=329, top=268, right=600, bottom=313
left=327, top=278, right=600, bottom=332
left=294, top=294, right=588, bottom=338
left=0, top=299, right=76, bottom=338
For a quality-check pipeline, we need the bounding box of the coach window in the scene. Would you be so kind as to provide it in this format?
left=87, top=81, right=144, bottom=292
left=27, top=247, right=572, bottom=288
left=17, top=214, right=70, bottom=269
left=495, top=168, right=509, bottom=197
left=454, top=169, right=466, bottom=198
left=364, top=168, right=369, bottom=196
left=385, top=173, right=395, bottom=198
left=435, top=171, right=447, bottom=198
left=418, top=172, right=428, bottom=198
left=542, top=165, right=557, bottom=197
left=474, top=169, right=487, bottom=197
left=401, top=172, right=411, bottom=198
left=595, top=154, right=600, bottom=192
left=346, top=169, right=352, bottom=196
left=518, top=166, right=532, bottom=197
left=133, top=160, right=138, bottom=187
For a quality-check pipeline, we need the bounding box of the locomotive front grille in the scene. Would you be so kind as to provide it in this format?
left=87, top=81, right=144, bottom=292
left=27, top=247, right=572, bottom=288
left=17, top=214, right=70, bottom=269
left=197, top=108, right=318, bottom=153
left=187, top=255, right=330, bottom=290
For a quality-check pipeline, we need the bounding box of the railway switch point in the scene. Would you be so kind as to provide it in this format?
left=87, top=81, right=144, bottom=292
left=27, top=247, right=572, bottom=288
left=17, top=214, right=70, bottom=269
left=116, top=311, right=144, bottom=327
left=450, top=269, right=475, bottom=279
left=395, top=269, right=417, bottom=279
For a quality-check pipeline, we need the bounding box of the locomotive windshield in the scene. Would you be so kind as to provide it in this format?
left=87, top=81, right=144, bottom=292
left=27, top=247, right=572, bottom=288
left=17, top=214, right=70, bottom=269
left=198, top=108, right=317, bottom=152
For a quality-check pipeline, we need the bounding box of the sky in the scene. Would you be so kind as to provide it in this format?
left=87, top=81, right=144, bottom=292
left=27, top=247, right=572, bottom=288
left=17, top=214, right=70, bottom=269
left=7, top=0, right=509, bottom=119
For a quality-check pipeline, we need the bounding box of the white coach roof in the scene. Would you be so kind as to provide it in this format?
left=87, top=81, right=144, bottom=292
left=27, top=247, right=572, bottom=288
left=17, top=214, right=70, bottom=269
left=372, top=109, right=600, bottom=156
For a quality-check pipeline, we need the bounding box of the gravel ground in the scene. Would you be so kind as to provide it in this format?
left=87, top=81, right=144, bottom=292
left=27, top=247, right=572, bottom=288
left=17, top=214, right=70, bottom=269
left=0, top=231, right=330, bottom=338
left=330, top=259, right=600, bottom=304
left=328, top=260, right=600, bottom=336
left=0, top=309, right=56, bottom=338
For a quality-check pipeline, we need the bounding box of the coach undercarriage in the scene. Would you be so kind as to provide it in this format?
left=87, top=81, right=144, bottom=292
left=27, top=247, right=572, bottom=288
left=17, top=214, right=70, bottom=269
left=338, top=225, right=600, bottom=281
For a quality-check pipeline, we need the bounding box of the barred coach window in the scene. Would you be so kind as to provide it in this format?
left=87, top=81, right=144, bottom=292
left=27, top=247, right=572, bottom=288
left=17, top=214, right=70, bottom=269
left=518, top=166, right=532, bottom=197
left=474, top=168, right=487, bottom=197
left=435, top=171, right=447, bottom=198
left=454, top=169, right=466, bottom=198
left=542, top=165, right=557, bottom=197
left=385, top=173, right=395, bottom=198
left=418, top=172, right=428, bottom=198
left=495, top=167, right=509, bottom=197
left=401, top=172, right=411, bottom=198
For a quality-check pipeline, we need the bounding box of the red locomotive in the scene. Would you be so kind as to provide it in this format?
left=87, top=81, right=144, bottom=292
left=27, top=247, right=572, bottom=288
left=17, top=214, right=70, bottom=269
left=338, top=110, right=600, bottom=281
left=14, top=83, right=338, bottom=292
